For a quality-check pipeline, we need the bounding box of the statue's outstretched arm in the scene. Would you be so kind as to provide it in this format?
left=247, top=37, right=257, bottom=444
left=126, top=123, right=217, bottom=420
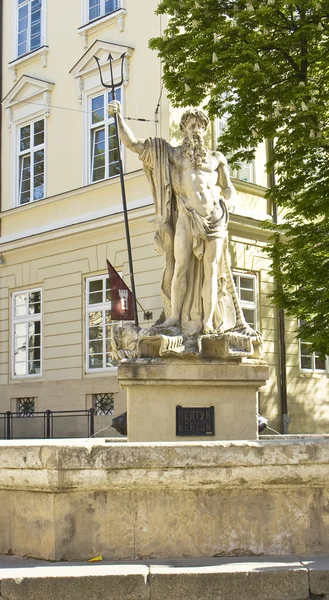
left=216, top=153, right=236, bottom=202
left=108, top=100, right=145, bottom=155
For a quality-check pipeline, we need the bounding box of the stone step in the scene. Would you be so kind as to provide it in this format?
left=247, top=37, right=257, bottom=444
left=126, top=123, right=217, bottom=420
left=0, top=556, right=328, bottom=600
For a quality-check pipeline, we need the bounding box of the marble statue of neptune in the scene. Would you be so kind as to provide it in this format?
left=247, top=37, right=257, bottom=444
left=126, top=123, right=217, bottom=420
left=109, top=101, right=252, bottom=337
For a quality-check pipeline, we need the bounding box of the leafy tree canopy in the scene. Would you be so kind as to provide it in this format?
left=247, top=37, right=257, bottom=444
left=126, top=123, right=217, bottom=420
left=150, top=0, right=329, bottom=356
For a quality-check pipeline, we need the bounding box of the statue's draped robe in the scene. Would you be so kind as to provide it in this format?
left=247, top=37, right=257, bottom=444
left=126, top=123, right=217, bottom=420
left=139, top=138, right=245, bottom=334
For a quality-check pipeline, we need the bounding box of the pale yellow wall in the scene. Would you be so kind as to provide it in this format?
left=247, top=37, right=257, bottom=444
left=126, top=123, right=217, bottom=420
left=1, top=0, right=167, bottom=210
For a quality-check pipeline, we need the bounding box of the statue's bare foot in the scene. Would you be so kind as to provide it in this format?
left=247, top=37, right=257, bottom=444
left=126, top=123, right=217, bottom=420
left=203, top=325, right=217, bottom=335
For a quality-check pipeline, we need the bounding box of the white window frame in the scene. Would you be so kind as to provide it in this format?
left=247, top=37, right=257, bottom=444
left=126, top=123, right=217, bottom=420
left=87, top=0, right=121, bottom=22
left=12, top=288, right=42, bottom=379
left=4, top=76, right=53, bottom=209
left=17, top=116, right=45, bottom=206
left=88, top=87, right=123, bottom=185
left=233, top=271, right=258, bottom=329
left=216, top=116, right=254, bottom=183
left=299, top=322, right=328, bottom=373
left=15, top=0, right=44, bottom=59
left=86, top=275, right=120, bottom=373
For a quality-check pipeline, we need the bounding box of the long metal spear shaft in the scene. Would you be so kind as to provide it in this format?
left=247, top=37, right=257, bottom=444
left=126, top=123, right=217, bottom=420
left=94, top=54, right=139, bottom=326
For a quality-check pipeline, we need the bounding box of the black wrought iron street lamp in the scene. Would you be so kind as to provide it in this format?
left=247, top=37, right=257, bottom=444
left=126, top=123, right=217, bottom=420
left=94, top=52, right=139, bottom=327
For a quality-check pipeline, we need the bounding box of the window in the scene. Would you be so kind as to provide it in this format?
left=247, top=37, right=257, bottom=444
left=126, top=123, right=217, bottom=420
left=86, top=275, right=119, bottom=370
left=18, top=118, right=45, bottom=205
left=93, top=393, right=115, bottom=415
left=12, top=289, right=42, bottom=377
left=233, top=272, right=258, bottom=329
left=90, top=88, right=121, bottom=183
left=89, top=0, right=121, bottom=21
left=217, top=116, right=254, bottom=183
left=17, top=397, right=35, bottom=416
left=299, top=321, right=328, bottom=372
left=17, top=0, right=42, bottom=57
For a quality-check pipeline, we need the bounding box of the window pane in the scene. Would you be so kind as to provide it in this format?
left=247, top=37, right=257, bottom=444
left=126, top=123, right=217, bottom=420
left=106, top=353, right=117, bottom=367
left=109, top=161, right=120, bottom=178
left=32, top=0, right=42, bottom=9
left=15, top=362, right=27, bottom=376
left=30, top=32, right=41, bottom=51
left=89, top=0, right=100, bottom=20
left=89, top=340, right=103, bottom=355
left=105, top=310, right=114, bottom=336
left=18, top=5, right=28, bottom=21
left=34, top=120, right=44, bottom=146
left=14, top=294, right=27, bottom=316
left=240, top=289, right=254, bottom=303
left=18, top=42, right=27, bottom=56
left=242, top=308, right=256, bottom=328
left=89, top=354, right=103, bottom=369
left=92, top=95, right=104, bottom=124
left=29, top=360, right=41, bottom=375
left=29, top=291, right=41, bottom=314
left=108, top=87, right=121, bottom=103
left=28, top=320, right=39, bottom=342
left=29, top=347, right=41, bottom=362
left=89, top=311, right=102, bottom=327
left=301, top=355, right=312, bottom=370
left=89, top=291, right=103, bottom=305
left=315, top=355, right=326, bottom=371
left=30, top=0, right=42, bottom=50
left=92, top=129, right=106, bottom=181
left=89, top=326, right=103, bottom=340
left=89, top=280, right=104, bottom=305
left=18, top=15, right=28, bottom=33
left=300, top=342, right=312, bottom=356
left=20, top=125, right=31, bottom=151
left=89, top=279, right=103, bottom=293
left=19, top=155, right=31, bottom=204
left=14, top=322, right=26, bottom=338
left=105, top=0, right=117, bottom=15
left=17, top=1, right=28, bottom=57
left=240, top=277, right=254, bottom=290
left=33, top=149, right=44, bottom=201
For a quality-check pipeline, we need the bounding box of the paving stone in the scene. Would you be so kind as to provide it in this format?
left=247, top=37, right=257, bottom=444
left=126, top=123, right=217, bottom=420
left=149, top=560, right=310, bottom=600
left=0, top=565, right=150, bottom=600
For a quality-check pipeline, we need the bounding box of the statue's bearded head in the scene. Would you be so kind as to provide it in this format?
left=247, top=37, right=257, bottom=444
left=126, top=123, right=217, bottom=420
left=180, top=109, right=209, bottom=167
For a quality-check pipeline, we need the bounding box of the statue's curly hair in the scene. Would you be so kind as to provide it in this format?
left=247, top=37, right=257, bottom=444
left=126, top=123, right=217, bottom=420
left=180, top=108, right=209, bottom=132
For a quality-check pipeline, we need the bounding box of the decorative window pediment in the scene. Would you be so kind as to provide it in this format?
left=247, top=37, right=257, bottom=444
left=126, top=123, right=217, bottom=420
left=3, top=75, right=55, bottom=128
left=70, top=39, right=133, bottom=102
left=79, top=1, right=127, bottom=48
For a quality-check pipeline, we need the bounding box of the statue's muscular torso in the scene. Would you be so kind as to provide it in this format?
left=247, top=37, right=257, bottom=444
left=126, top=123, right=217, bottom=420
left=168, top=146, right=227, bottom=221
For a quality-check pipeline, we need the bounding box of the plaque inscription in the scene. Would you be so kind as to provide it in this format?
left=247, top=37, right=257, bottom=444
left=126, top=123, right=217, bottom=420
left=176, top=406, right=215, bottom=436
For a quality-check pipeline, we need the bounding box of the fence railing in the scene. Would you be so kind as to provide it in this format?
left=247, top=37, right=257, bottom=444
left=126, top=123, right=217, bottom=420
left=0, top=409, right=97, bottom=440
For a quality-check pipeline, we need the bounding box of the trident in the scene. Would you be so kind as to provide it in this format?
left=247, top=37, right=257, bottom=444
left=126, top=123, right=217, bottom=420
left=94, top=52, right=139, bottom=327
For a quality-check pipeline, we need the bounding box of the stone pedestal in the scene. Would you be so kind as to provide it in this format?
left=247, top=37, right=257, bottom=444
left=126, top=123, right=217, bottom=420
left=118, top=358, right=269, bottom=442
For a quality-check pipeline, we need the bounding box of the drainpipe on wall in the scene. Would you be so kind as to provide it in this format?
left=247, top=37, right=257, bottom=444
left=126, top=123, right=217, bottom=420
left=266, top=139, right=289, bottom=434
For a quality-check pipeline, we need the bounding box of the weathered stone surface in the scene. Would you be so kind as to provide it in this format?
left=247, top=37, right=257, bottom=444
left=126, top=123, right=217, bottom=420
left=150, top=560, right=309, bottom=600
left=0, top=559, right=312, bottom=600
left=301, top=556, right=329, bottom=596
left=119, top=358, right=269, bottom=441
left=0, top=439, right=329, bottom=560
left=0, top=565, right=149, bottom=600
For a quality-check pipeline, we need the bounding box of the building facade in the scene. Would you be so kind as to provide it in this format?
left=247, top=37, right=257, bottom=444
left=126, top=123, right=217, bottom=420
left=0, top=0, right=328, bottom=438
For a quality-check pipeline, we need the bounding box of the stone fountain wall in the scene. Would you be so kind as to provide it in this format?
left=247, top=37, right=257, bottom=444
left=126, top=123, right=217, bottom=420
left=0, top=438, right=328, bottom=561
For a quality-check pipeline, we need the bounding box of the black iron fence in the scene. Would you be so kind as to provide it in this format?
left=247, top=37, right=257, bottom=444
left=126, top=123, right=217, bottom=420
left=0, top=409, right=96, bottom=440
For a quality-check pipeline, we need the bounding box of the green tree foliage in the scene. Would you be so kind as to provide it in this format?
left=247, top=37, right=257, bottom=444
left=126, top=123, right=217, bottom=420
left=150, top=0, right=329, bottom=355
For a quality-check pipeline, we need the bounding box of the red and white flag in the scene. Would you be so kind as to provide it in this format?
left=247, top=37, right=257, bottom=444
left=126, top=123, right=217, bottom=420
left=106, top=260, right=134, bottom=321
